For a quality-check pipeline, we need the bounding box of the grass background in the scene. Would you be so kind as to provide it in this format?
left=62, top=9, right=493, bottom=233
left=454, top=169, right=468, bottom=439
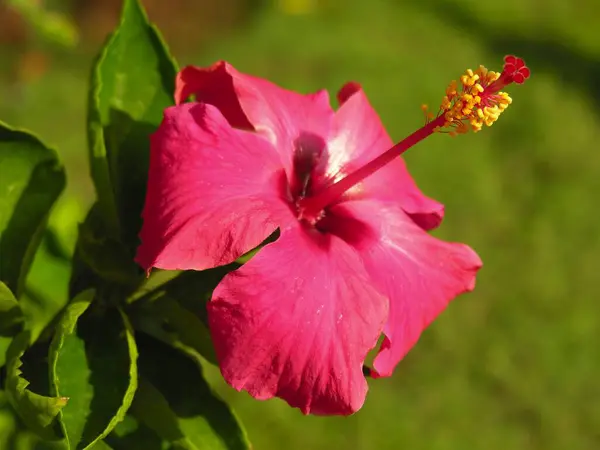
left=1, top=0, right=599, bottom=448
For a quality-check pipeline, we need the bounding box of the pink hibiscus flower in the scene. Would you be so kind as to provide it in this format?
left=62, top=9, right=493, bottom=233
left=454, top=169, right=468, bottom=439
left=136, top=56, right=529, bottom=415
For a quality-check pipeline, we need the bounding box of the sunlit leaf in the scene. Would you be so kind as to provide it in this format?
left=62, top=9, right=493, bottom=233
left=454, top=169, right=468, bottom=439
left=0, top=281, right=23, bottom=335
left=0, top=337, right=11, bottom=369
left=0, top=122, right=65, bottom=298
left=21, top=248, right=71, bottom=344
left=43, top=197, right=85, bottom=262
left=87, top=0, right=178, bottom=248
left=0, top=281, right=22, bottom=368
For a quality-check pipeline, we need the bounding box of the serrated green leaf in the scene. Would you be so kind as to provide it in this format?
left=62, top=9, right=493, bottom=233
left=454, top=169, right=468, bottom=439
left=0, top=122, right=66, bottom=298
left=133, top=334, right=250, bottom=450
left=87, top=0, right=178, bottom=246
left=5, top=331, right=67, bottom=440
left=1, top=384, right=68, bottom=450
left=0, top=281, right=23, bottom=335
left=49, top=293, right=138, bottom=450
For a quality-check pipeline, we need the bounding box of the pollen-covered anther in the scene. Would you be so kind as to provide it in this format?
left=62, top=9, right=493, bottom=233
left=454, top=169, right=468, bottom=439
left=421, top=104, right=435, bottom=124
left=429, top=55, right=529, bottom=135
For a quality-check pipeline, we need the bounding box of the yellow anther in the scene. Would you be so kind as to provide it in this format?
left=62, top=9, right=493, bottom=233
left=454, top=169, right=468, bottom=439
left=441, top=96, right=451, bottom=110
left=448, top=80, right=457, bottom=88
left=487, top=71, right=500, bottom=83
left=433, top=63, right=514, bottom=136
left=421, top=104, right=437, bottom=124
left=456, top=121, right=469, bottom=133
left=432, top=60, right=512, bottom=136
left=446, top=81, right=458, bottom=96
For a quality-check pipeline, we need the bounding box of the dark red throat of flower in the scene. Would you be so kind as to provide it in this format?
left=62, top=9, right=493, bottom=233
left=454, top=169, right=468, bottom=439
left=297, top=55, right=530, bottom=222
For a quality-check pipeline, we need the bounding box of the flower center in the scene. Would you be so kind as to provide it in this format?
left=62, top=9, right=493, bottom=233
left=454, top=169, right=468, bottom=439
left=297, top=55, right=530, bottom=221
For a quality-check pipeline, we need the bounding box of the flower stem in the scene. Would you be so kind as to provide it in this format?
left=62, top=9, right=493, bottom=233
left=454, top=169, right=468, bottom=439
left=299, top=115, right=445, bottom=216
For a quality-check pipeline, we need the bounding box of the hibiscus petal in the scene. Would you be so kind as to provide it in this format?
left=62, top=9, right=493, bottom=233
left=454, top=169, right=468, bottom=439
left=208, top=223, right=388, bottom=415
left=328, top=199, right=482, bottom=378
left=176, top=61, right=334, bottom=176
left=325, top=82, right=444, bottom=230
left=136, top=102, right=293, bottom=272
left=176, top=63, right=254, bottom=129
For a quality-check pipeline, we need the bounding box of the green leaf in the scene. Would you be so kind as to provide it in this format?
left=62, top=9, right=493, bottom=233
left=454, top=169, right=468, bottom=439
left=75, top=203, right=141, bottom=288
left=0, top=281, right=22, bottom=368
left=129, top=294, right=217, bottom=365
left=49, top=292, right=138, bottom=450
left=126, top=269, right=182, bottom=304
left=0, top=337, right=12, bottom=368
left=0, top=122, right=66, bottom=298
left=0, top=281, right=23, bottom=335
left=87, top=0, right=178, bottom=246
left=5, top=331, right=67, bottom=440
left=125, top=235, right=280, bottom=366
left=21, top=245, right=72, bottom=343
left=43, top=196, right=85, bottom=262
left=1, top=390, right=68, bottom=450
left=104, top=414, right=165, bottom=450
left=89, top=441, right=114, bottom=450
left=0, top=390, right=19, bottom=447
left=133, top=334, right=250, bottom=450
left=126, top=265, right=240, bottom=365
left=136, top=264, right=238, bottom=320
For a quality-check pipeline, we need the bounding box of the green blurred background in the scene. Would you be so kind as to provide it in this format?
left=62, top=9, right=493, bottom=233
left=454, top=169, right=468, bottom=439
left=1, top=0, right=599, bottom=448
